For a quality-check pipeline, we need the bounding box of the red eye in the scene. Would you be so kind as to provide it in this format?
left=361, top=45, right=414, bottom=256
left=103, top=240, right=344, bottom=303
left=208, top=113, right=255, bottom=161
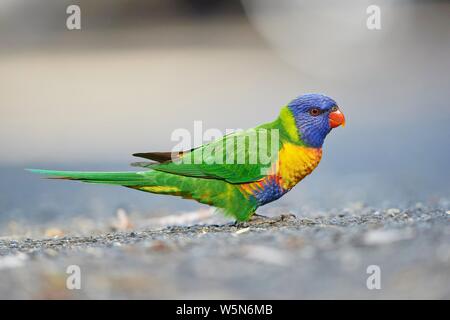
left=309, top=108, right=320, bottom=116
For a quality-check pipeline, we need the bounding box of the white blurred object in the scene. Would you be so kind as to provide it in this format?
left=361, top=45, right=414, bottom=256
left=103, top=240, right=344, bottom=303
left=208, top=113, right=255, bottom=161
left=146, top=208, right=217, bottom=227
left=242, top=0, right=449, bottom=81
left=0, top=253, right=28, bottom=270
left=242, top=245, right=290, bottom=266
left=363, top=228, right=414, bottom=246
left=112, top=208, right=134, bottom=231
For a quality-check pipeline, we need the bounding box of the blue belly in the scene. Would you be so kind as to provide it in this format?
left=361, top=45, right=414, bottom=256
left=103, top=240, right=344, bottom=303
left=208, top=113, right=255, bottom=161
left=252, top=179, right=288, bottom=206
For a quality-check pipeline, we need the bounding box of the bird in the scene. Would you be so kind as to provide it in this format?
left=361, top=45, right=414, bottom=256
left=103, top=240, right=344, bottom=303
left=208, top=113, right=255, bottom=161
left=28, top=93, right=345, bottom=222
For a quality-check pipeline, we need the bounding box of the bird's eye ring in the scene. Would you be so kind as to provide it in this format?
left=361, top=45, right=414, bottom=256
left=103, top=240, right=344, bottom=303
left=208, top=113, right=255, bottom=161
left=309, top=108, right=321, bottom=116
left=331, top=106, right=338, bottom=112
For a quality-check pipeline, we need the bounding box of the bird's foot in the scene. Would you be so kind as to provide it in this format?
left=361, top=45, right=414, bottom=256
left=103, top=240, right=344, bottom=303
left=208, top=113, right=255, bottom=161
left=235, top=213, right=297, bottom=227
left=279, top=212, right=297, bottom=221
left=249, top=213, right=274, bottom=225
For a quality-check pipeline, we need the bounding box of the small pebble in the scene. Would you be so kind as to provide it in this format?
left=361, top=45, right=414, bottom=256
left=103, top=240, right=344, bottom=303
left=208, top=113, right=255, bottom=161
left=386, top=208, right=401, bottom=216
left=235, top=227, right=250, bottom=235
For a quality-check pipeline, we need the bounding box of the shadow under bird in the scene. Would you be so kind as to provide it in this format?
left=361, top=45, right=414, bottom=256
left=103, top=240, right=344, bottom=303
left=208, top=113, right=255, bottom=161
left=28, top=93, right=345, bottom=221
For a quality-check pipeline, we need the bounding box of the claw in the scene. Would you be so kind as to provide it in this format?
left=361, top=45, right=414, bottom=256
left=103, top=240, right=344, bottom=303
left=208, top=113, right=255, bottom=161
left=235, top=213, right=297, bottom=227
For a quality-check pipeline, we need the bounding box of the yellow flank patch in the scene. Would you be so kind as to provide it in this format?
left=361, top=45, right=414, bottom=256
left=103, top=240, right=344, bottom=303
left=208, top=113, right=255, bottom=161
left=278, top=143, right=322, bottom=190
left=139, top=186, right=180, bottom=193
left=279, top=106, right=300, bottom=143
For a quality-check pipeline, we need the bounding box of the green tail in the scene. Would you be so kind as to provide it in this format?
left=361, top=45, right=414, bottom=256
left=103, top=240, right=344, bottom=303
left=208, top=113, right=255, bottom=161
left=26, top=169, right=149, bottom=186
left=27, top=168, right=258, bottom=221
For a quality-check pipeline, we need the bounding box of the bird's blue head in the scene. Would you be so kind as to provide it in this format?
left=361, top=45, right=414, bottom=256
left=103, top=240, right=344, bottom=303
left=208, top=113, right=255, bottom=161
left=287, top=93, right=345, bottom=148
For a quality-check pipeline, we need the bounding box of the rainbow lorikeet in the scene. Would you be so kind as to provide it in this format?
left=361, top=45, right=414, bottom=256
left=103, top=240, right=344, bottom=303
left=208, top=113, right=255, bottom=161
left=29, top=94, right=345, bottom=221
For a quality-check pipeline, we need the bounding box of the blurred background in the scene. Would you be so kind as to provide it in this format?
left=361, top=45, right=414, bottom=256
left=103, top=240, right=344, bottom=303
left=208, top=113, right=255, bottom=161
left=0, top=0, right=449, bottom=236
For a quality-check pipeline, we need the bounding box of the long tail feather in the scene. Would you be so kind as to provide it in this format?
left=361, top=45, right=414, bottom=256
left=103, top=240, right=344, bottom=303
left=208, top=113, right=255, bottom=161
left=26, top=169, right=150, bottom=186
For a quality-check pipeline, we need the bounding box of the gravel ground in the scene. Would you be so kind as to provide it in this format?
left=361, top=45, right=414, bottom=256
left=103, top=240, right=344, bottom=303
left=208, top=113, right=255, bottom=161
left=0, top=205, right=449, bottom=299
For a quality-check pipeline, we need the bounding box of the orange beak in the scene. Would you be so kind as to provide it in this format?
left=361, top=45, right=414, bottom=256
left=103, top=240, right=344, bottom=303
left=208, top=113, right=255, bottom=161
left=329, top=109, right=346, bottom=128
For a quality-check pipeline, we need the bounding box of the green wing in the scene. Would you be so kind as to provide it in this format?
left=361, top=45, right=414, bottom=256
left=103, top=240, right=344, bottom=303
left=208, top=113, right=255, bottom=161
left=142, top=126, right=282, bottom=184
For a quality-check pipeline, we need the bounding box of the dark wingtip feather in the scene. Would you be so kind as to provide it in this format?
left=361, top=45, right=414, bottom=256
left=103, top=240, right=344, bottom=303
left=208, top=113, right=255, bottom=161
left=132, top=151, right=183, bottom=163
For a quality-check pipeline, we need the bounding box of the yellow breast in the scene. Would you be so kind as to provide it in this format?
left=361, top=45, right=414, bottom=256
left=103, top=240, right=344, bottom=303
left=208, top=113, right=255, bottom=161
left=277, top=143, right=322, bottom=190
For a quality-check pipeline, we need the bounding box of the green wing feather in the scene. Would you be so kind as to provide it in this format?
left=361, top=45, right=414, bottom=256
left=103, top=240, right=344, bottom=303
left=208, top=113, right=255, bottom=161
left=148, top=124, right=283, bottom=183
